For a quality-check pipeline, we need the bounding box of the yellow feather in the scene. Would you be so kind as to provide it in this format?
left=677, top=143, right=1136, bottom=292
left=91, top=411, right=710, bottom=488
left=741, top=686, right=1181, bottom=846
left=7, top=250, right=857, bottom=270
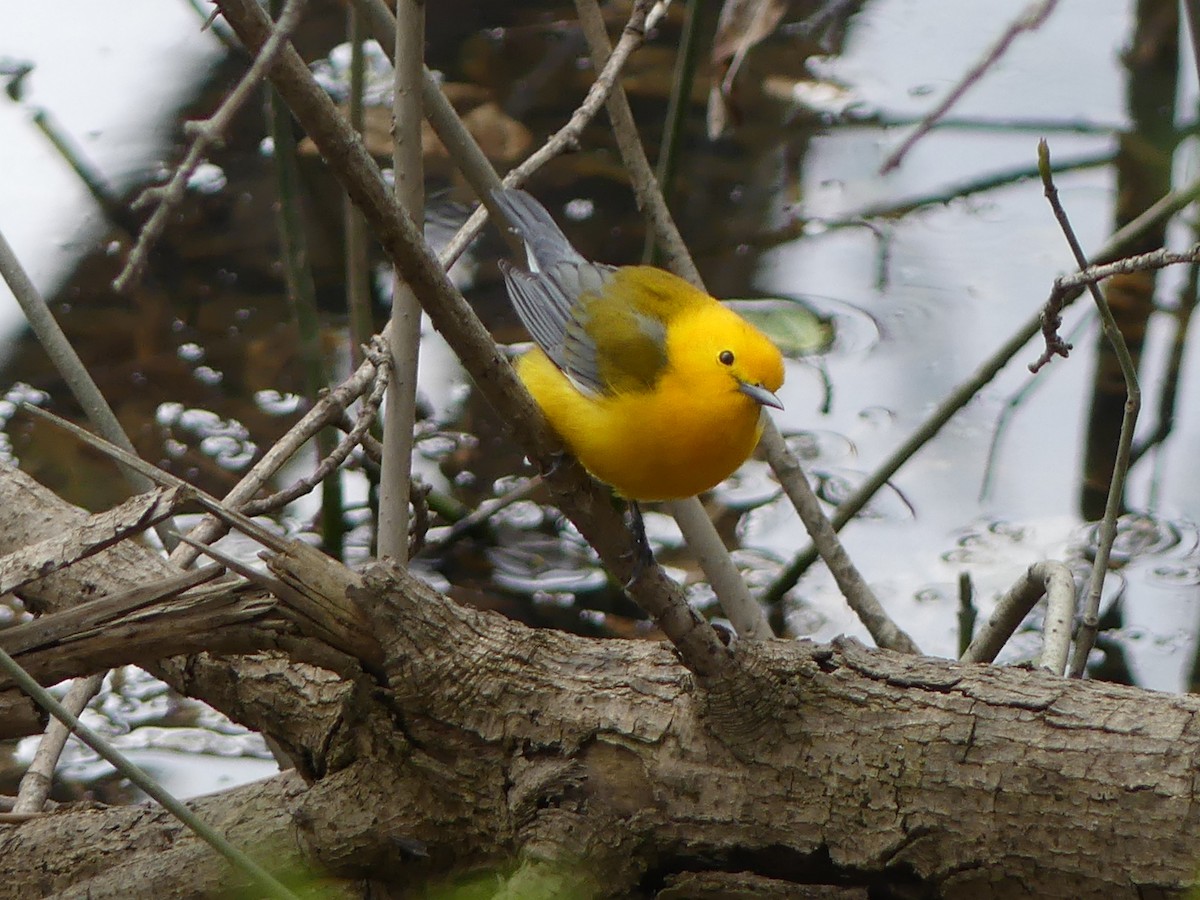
left=518, top=296, right=783, bottom=501
left=496, top=188, right=784, bottom=501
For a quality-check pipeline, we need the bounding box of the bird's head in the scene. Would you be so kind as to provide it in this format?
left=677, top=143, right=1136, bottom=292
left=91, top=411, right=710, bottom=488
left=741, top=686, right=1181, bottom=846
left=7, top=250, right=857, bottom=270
left=670, top=306, right=785, bottom=410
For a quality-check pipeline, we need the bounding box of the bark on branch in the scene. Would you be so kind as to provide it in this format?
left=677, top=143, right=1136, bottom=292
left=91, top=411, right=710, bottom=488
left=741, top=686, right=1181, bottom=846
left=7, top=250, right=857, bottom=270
left=2, top=465, right=1197, bottom=900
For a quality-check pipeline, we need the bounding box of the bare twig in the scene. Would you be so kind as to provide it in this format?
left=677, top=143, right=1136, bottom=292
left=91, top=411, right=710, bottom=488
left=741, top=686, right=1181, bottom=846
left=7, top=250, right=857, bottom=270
left=408, top=476, right=430, bottom=558
left=880, top=0, right=1060, bottom=173
left=763, top=172, right=1200, bottom=606
left=1030, top=244, right=1200, bottom=372
left=169, top=340, right=386, bottom=568
left=957, top=572, right=976, bottom=658
left=0, top=585, right=300, bottom=698
left=1035, top=141, right=1140, bottom=678
left=666, top=498, right=772, bottom=639
left=239, top=342, right=389, bottom=517
left=113, top=0, right=309, bottom=294
left=0, top=229, right=177, bottom=549
left=12, top=673, right=105, bottom=814
left=1055, top=245, right=1200, bottom=290
left=376, top=0, right=426, bottom=563
left=960, top=561, right=1077, bottom=674
left=759, top=425, right=919, bottom=653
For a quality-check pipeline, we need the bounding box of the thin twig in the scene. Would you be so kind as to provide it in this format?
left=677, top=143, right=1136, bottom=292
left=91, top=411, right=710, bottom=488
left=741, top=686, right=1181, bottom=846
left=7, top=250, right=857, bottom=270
left=0, top=646, right=300, bottom=900
left=960, top=560, right=1077, bottom=674
left=376, top=0, right=426, bottom=563
left=759, top=424, right=919, bottom=653
left=1029, top=244, right=1200, bottom=372
left=0, top=228, right=177, bottom=550
left=956, top=572, right=976, bottom=658
left=666, top=498, right=772, bottom=640
left=12, top=672, right=105, bottom=813
left=340, top=410, right=383, bottom=466
left=1035, top=140, right=1140, bottom=678
left=113, top=0, right=309, bottom=294
left=240, top=345, right=389, bottom=516
left=169, top=340, right=386, bottom=568
left=880, top=0, right=1060, bottom=173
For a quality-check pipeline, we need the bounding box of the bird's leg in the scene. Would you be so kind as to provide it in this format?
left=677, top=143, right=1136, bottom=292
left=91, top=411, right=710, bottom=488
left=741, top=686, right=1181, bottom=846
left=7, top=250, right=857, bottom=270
left=540, top=449, right=569, bottom=480
left=623, top=499, right=656, bottom=588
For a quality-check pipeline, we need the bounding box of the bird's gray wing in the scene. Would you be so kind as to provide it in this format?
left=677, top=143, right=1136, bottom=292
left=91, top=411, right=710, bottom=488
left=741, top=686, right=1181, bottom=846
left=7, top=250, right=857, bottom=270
left=494, top=187, right=668, bottom=395
left=500, top=258, right=615, bottom=397
left=490, top=188, right=586, bottom=271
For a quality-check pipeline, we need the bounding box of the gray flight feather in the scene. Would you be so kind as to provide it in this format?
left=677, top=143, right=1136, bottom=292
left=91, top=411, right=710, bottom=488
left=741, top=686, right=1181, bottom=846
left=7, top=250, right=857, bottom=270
left=494, top=188, right=616, bottom=396
left=491, top=187, right=586, bottom=272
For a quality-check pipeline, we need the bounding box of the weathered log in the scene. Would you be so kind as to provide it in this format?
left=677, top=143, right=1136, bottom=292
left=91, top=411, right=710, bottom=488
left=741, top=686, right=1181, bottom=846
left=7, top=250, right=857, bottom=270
left=3, top=541, right=1198, bottom=898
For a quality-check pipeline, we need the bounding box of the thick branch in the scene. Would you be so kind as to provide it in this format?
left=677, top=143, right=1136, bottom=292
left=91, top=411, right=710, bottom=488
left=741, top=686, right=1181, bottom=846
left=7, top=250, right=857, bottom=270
left=2, top=556, right=1198, bottom=898
left=0, top=464, right=356, bottom=766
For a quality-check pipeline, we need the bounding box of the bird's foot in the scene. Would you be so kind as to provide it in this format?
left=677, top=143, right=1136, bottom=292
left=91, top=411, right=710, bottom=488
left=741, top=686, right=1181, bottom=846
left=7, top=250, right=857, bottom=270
left=540, top=450, right=569, bottom=480
left=622, top=500, right=656, bottom=590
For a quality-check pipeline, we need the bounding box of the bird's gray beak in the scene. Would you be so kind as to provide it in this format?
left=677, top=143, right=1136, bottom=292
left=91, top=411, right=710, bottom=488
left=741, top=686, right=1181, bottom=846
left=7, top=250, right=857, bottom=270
left=737, top=380, right=784, bottom=410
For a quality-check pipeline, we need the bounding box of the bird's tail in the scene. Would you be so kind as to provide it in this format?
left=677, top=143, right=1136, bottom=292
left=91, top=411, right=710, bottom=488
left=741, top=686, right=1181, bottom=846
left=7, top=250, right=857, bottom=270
left=491, top=188, right=586, bottom=273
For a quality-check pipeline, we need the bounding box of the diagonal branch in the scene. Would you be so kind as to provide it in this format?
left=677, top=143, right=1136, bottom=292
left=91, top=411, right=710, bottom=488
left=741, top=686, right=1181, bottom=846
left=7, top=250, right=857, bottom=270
left=213, top=0, right=733, bottom=681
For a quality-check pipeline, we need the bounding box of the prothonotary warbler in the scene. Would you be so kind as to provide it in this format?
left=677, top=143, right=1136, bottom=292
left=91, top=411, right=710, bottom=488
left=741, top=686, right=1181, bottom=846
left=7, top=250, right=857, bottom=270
left=493, top=188, right=784, bottom=502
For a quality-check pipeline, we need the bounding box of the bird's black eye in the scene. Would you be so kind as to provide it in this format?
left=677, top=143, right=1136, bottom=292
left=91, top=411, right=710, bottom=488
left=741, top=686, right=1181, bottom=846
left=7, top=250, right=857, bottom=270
left=719, top=350, right=735, bottom=366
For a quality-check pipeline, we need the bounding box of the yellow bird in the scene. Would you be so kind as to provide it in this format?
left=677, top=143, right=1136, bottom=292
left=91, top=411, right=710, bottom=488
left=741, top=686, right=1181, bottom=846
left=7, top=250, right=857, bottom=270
left=494, top=188, right=784, bottom=502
